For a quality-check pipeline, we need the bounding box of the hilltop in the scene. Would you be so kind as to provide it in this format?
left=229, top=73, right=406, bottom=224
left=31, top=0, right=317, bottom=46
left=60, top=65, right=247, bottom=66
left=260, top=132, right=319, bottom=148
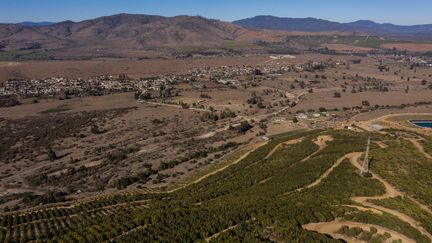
left=2, top=13, right=432, bottom=60
left=234, top=15, right=432, bottom=40
left=0, top=14, right=288, bottom=58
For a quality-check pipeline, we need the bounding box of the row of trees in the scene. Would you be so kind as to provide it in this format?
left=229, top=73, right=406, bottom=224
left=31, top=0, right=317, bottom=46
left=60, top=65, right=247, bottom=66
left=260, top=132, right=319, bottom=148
left=2, top=130, right=429, bottom=242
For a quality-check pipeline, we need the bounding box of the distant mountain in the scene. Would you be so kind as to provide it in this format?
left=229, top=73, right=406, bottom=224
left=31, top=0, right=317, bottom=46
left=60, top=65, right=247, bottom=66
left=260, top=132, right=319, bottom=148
left=234, top=16, right=432, bottom=39
left=3, top=13, right=432, bottom=59
left=0, top=14, right=286, bottom=56
left=16, top=22, right=55, bottom=27
left=234, top=16, right=343, bottom=32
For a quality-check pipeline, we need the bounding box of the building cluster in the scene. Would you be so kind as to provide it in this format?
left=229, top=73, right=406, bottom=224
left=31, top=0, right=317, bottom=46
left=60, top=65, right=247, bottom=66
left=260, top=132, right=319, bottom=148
left=403, top=56, right=432, bottom=67
left=0, top=74, right=186, bottom=101
left=0, top=59, right=342, bottom=103
left=387, top=54, right=432, bottom=67
left=187, top=60, right=337, bottom=83
left=0, top=76, right=134, bottom=98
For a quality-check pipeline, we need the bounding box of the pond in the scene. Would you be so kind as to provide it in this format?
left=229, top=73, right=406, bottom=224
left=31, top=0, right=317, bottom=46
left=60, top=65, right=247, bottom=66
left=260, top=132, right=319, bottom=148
left=410, top=120, right=432, bottom=128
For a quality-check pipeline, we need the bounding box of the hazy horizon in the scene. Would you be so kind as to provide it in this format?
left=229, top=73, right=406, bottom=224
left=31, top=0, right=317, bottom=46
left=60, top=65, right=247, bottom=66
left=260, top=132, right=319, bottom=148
left=2, top=0, right=432, bottom=25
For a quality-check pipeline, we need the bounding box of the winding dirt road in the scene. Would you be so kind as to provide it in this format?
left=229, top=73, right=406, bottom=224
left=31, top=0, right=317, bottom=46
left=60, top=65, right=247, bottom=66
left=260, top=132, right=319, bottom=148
left=349, top=154, right=432, bottom=240
left=296, top=152, right=356, bottom=192
left=264, top=137, right=304, bottom=159
left=301, top=135, right=333, bottom=162
left=304, top=219, right=415, bottom=243
left=265, top=135, right=333, bottom=161
left=302, top=152, right=432, bottom=241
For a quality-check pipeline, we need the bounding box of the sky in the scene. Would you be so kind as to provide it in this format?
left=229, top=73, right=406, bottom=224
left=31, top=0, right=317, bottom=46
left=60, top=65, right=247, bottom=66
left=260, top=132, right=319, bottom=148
left=1, top=0, right=432, bottom=25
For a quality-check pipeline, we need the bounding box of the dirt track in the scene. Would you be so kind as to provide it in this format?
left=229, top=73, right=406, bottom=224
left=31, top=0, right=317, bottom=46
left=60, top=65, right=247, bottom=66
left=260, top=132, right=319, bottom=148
left=297, top=152, right=356, bottom=192
left=357, top=113, right=432, bottom=137
left=168, top=141, right=268, bottom=193
left=407, top=138, right=432, bottom=160
left=265, top=135, right=333, bottom=161
left=349, top=153, right=432, bottom=240
left=304, top=219, right=415, bottom=243
left=301, top=135, right=333, bottom=162
left=264, top=137, right=304, bottom=159
left=341, top=205, right=383, bottom=216
left=205, top=224, right=239, bottom=242
left=6, top=132, right=432, bottom=241
left=303, top=152, right=432, bottom=241
left=374, top=141, right=388, bottom=149
left=350, top=157, right=432, bottom=240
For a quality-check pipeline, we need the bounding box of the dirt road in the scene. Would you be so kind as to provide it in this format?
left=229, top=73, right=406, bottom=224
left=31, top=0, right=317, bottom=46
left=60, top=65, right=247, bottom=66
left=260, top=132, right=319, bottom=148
left=301, top=152, right=432, bottom=241
left=301, top=135, right=333, bottom=162
left=264, top=137, right=304, bottom=159
left=167, top=141, right=268, bottom=193
left=407, top=138, right=432, bottom=160
left=304, top=219, right=415, bottom=243
left=296, top=151, right=356, bottom=192
left=349, top=153, right=432, bottom=240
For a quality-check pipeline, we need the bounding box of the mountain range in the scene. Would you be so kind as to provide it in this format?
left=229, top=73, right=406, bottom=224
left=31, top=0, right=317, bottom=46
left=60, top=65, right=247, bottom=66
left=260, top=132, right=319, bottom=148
left=0, top=14, right=289, bottom=57
left=16, top=22, right=55, bottom=27
left=233, top=15, right=432, bottom=39
left=1, top=13, right=432, bottom=59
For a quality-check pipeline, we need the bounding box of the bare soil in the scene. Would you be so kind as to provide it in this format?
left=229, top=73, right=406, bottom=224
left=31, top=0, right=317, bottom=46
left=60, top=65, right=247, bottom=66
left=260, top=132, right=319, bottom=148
left=0, top=56, right=268, bottom=81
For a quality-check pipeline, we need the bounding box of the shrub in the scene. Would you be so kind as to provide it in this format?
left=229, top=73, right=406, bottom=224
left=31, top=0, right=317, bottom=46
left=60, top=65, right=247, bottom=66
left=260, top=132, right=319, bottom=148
left=236, top=121, right=253, bottom=133
left=47, top=147, right=58, bottom=161
left=319, top=107, right=327, bottom=112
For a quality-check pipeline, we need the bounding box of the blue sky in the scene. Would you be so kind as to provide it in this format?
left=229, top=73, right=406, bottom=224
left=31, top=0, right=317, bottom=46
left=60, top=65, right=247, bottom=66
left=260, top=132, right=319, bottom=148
left=1, top=0, right=431, bottom=25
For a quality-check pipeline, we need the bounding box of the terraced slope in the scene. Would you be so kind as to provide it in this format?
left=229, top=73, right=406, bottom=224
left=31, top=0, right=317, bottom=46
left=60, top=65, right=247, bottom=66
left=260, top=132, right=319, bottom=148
left=1, top=129, right=431, bottom=242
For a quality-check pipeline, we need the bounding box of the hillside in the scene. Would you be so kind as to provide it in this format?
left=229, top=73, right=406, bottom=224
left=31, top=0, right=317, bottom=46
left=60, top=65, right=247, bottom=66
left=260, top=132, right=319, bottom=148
left=1, top=128, right=432, bottom=242
left=2, top=13, right=432, bottom=60
left=0, top=14, right=287, bottom=58
left=234, top=15, right=432, bottom=39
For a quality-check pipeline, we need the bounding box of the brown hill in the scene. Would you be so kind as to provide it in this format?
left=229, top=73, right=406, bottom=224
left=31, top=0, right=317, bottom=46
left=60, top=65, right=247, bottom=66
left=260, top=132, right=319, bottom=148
left=0, top=14, right=292, bottom=57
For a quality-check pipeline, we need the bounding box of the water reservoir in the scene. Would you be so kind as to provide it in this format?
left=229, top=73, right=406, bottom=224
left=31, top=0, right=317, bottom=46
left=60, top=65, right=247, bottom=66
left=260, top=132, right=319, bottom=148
left=410, top=120, right=432, bottom=128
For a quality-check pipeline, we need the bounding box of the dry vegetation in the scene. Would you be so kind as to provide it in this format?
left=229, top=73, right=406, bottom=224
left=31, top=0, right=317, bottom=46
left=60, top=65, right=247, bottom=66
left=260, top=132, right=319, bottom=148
left=1, top=51, right=432, bottom=218
left=2, top=11, right=432, bottom=241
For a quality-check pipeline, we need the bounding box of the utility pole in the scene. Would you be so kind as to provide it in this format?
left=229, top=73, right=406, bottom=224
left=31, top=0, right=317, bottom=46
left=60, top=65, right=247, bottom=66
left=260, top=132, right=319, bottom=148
left=362, top=137, right=371, bottom=174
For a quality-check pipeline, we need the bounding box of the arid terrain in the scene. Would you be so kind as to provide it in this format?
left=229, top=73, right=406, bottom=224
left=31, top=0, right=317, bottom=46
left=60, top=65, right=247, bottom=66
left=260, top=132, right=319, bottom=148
left=381, top=43, right=432, bottom=52
left=1, top=50, right=432, bottom=212
left=1, top=12, right=432, bottom=242
left=0, top=56, right=269, bottom=81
